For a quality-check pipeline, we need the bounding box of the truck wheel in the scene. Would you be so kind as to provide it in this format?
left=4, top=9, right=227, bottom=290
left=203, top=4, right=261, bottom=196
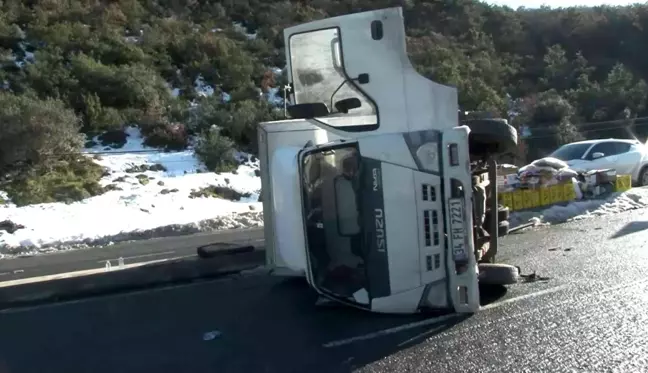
left=483, top=206, right=510, bottom=229
left=498, top=206, right=510, bottom=221
left=478, top=263, right=519, bottom=285
left=498, top=220, right=510, bottom=237
left=463, top=119, right=518, bottom=157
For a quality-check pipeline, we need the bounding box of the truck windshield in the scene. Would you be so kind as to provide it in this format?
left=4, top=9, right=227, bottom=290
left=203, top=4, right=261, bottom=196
left=300, top=144, right=368, bottom=302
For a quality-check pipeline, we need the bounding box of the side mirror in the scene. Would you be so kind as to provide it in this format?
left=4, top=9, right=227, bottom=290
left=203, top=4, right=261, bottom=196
left=287, top=103, right=330, bottom=119
left=591, top=152, right=605, bottom=159
left=334, top=98, right=361, bottom=114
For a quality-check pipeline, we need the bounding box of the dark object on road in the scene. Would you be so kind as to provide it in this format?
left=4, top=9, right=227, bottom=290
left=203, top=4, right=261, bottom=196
left=478, top=263, right=519, bottom=285
left=517, top=268, right=551, bottom=283
left=196, top=242, right=255, bottom=259
left=509, top=221, right=536, bottom=234
left=0, top=220, right=25, bottom=233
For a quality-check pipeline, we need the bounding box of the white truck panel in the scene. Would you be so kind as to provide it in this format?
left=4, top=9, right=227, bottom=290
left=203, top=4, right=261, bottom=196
left=270, top=146, right=308, bottom=274
left=380, top=163, right=421, bottom=294
left=258, top=120, right=344, bottom=275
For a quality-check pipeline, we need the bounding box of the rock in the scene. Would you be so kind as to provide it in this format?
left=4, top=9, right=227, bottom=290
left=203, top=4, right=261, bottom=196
left=0, top=220, right=25, bottom=234
left=136, top=174, right=149, bottom=185
left=157, top=180, right=165, bottom=186
left=254, top=169, right=261, bottom=177
left=103, top=184, right=122, bottom=192
left=149, top=163, right=167, bottom=172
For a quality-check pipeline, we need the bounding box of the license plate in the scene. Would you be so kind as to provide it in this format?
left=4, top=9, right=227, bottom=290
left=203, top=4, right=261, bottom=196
left=448, top=198, right=468, bottom=261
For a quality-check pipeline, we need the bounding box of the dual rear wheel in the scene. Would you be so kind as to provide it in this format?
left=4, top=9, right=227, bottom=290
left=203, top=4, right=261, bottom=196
left=464, top=118, right=520, bottom=286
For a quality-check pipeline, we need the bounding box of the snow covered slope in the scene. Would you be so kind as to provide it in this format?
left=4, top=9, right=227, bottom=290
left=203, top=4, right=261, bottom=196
left=0, top=127, right=263, bottom=257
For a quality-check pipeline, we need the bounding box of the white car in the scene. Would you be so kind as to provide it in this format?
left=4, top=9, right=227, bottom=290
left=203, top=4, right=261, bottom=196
left=549, top=138, right=648, bottom=185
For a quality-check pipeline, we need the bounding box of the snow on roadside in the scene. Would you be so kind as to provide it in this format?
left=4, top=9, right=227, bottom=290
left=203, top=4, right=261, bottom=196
left=0, top=127, right=263, bottom=258
left=510, top=187, right=648, bottom=227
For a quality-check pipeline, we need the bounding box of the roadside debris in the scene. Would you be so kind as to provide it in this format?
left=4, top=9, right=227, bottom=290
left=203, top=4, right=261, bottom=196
left=516, top=267, right=551, bottom=283
left=203, top=330, right=222, bottom=341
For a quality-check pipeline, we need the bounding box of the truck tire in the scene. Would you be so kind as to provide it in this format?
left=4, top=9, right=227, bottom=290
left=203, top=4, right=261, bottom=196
left=478, top=263, right=519, bottom=285
left=498, top=206, right=510, bottom=221
left=463, top=119, right=518, bottom=157
left=498, top=220, right=510, bottom=236
left=483, top=206, right=510, bottom=229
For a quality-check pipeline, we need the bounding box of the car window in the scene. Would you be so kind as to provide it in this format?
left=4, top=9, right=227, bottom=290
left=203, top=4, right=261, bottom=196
left=613, top=142, right=631, bottom=154
left=549, top=143, right=592, bottom=161
left=587, top=142, right=619, bottom=159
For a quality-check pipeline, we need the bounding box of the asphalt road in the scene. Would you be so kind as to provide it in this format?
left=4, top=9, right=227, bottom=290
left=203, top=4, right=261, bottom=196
left=2, top=209, right=648, bottom=372
left=0, top=228, right=265, bottom=282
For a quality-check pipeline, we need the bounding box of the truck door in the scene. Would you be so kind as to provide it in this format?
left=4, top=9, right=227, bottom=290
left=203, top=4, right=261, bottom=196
left=282, top=7, right=460, bottom=136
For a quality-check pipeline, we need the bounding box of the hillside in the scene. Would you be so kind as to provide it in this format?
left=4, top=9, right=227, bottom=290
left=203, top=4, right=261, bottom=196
left=1, top=0, right=648, bottom=250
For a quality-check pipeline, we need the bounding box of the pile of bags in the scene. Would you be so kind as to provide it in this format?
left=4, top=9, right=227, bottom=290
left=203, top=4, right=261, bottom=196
left=518, top=157, right=579, bottom=187
left=498, top=157, right=583, bottom=200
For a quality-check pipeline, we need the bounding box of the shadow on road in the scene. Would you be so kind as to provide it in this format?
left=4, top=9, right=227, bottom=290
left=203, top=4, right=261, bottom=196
left=609, top=220, right=648, bottom=239
left=0, top=274, right=507, bottom=373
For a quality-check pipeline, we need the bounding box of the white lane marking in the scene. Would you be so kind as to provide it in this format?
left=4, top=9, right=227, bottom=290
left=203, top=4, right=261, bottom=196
left=323, top=285, right=568, bottom=348
left=0, top=256, right=190, bottom=288
left=323, top=314, right=458, bottom=348
left=397, top=324, right=449, bottom=348
left=0, top=270, right=23, bottom=277
left=481, top=285, right=569, bottom=310
left=97, top=250, right=176, bottom=263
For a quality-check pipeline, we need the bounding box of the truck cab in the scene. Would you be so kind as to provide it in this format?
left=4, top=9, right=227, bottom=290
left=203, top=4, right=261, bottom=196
left=258, top=7, right=518, bottom=314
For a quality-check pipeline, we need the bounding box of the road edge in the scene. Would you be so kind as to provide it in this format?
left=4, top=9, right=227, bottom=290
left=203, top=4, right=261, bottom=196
left=0, top=249, right=265, bottom=310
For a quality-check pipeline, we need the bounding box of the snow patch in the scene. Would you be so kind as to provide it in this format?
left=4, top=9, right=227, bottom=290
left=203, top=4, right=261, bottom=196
left=0, top=127, right=263, bottom=257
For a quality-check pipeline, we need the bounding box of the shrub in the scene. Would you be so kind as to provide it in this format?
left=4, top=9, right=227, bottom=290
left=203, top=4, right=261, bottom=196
left=189, top=185, right=251, bottom=201
left=97, top=129, right=128, bottom=148
left=81, top=93, right=125, bottom=133
left=192, top=98, right=283, bottom=154
left=0, top=92, right=83, bottom=173
left=2, top=156, right=105, bottom=206
left=194, top=130, right=238, bottom=172
left=141, top=122, right=189, bottom=151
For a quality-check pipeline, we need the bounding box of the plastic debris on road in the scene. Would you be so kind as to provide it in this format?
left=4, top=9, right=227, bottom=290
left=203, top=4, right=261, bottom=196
left=203, top=330, right=222, bottom=341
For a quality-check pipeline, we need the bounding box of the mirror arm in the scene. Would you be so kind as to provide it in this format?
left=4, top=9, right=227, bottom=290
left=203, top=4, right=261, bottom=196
left=329, top=79, right=347, bottom=110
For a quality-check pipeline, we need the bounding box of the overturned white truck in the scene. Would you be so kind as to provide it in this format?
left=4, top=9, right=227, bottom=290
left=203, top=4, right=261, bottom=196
left=258, top=7, right=519, bottom=314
